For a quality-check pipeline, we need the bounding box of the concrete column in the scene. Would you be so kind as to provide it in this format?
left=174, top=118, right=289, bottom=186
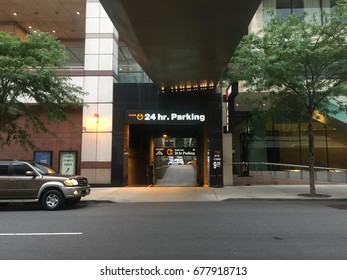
left=203, top=127, right=209, bottom=187
left=223, top=133, right=233, bottom=185
left=80, top=0, right=118, bottom=184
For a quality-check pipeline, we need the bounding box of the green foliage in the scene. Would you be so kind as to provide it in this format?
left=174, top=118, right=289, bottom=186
left=228, top=0, right=347, bottom=119
left=227, top=0, right=347, bottom=195
left=0, top=31, right=86, bottom=149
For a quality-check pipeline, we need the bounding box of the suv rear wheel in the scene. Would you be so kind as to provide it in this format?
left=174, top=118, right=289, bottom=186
left=42, top=190, right=65, bottom=210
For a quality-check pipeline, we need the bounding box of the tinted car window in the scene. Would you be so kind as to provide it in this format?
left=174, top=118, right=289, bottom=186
left=12, top=164, right=33, bottom=176
left=0, top=164, right=9, bottom=176
left=31, top=162, right=57, bottom=175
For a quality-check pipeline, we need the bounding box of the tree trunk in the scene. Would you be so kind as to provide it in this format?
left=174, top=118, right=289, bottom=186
left=307, top=115, right=316, bottom=196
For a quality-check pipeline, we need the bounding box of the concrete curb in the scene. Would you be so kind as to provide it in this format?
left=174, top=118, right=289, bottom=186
left=84, top=184, right=347, bottom=203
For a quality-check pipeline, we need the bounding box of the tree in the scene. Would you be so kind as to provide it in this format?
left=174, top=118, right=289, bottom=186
left=0, top=31, right=86, bottom=149
left=227, top=0, right=347, bottom=196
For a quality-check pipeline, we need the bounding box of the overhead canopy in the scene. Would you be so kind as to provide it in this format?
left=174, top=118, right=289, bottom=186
left=100, top=0, right=261, bottom=91
left=0, top=0, right=86, bottom=40
left=1, top=0, right=261, bottom=91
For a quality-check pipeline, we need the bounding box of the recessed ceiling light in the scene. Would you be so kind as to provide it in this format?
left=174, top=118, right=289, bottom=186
left=52, top=30, right=56, bottom=33
left=13, top=12, right=18, bottom=16
left=76, top=11, right=80, bottom=15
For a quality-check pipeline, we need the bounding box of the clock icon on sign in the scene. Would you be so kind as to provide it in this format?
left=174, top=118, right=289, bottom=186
left=136, top=113, right=144, bottom=121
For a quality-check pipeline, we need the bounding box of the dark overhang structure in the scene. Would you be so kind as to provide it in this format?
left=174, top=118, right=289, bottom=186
left=1, top=0, right=261, bottom=92
left=100, top=0, right=261, bottom=91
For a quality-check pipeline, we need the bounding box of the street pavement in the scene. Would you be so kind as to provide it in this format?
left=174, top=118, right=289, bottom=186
left=156, top=164, right=196, bottom=186
left=86, top=184, right=347, bottom=203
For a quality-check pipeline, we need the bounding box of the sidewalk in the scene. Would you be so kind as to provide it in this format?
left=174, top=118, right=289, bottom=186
left=85, top=184, right=347, bottom=203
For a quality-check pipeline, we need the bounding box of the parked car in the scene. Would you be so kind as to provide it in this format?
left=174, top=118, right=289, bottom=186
left=168, top=158, right=184, bottom=165
left=0, top=160, right=91, bottom=210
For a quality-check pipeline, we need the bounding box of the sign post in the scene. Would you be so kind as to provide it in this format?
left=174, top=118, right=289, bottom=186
left=212, top=149, right=222, bottom=188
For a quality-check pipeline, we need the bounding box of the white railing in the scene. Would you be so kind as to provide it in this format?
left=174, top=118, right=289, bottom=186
left=232, top=162, right=347, bottom=183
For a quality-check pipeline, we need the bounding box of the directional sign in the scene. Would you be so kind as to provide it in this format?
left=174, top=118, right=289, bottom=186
left=166, top=148, right=174, bottom=156
left=154, top=147, right=197, bottom=157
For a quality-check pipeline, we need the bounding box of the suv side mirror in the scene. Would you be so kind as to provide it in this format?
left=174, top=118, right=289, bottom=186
left=26, top=171, right=37, bottom=177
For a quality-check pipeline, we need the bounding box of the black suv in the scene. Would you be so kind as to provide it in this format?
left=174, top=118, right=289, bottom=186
left=0, top=160, right=91, bottom=210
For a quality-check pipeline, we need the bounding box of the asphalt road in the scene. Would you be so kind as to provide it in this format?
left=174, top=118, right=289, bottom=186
left=1, top=200, right=347, bottom=260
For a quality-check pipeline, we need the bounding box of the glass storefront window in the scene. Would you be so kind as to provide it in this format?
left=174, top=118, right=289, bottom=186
left=64, top=45, right=85, bottom=68
left=118, top=45, right=152, bottom=83
left=292, top=0, right=304, bottom=15
left=233, top=110, right=347, bottom=169
left=276, top=0, right=292, bottom=18
left=263, top=0, right=337, bottom=23
left=304, top=0, right=321, bottom=22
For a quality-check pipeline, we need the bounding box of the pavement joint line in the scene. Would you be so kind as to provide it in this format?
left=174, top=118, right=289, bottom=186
left=0, top=232, right=83, bottom=236
left=210, top=188, right=221, bottom=201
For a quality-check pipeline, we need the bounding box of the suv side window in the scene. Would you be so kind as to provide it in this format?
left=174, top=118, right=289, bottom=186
left=0, top=164, right=9, bottom=176
left=12, top=163, right=33, bottom=176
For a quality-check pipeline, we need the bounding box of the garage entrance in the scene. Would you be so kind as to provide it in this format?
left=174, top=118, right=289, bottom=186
left=125, top=124, right=207, bottom=186
left=154, top=137, right=198, bottom=186
left=156, top=165, right=197, bottom=186
left=112, top=83, right=223, bottom=187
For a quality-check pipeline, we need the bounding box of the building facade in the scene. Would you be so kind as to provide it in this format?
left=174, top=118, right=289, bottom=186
left=231, top=0, right=347, bottom=177
left=0, top=0, right=344, bottom=186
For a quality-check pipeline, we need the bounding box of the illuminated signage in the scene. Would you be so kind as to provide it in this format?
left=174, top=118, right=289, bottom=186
left=125, top=110, right=206, bottom=124
left=212, top=149, right=222, bottom=169
left=154, top=147, right=196, bottom=157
